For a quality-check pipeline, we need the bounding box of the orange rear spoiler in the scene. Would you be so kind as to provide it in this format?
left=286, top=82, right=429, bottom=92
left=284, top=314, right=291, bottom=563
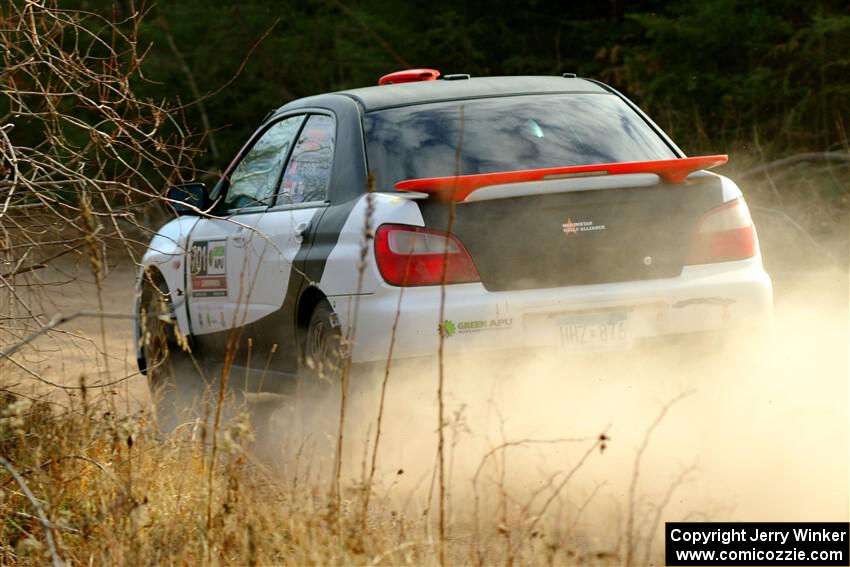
left=395, top=155, right=728, bottom=202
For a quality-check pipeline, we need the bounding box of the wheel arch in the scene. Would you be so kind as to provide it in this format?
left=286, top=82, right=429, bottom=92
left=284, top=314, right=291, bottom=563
left=135, top=265, right=167, bottom=375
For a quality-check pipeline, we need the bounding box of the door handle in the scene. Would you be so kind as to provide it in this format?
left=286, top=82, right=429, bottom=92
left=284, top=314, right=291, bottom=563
left=294, top=221, right=311, bottom=243
left=231, top=227, right=249, bottom=248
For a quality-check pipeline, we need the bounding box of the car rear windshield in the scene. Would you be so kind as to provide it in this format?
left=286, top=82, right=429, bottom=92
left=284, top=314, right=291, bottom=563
left=363, top=93, right=678, bottom=192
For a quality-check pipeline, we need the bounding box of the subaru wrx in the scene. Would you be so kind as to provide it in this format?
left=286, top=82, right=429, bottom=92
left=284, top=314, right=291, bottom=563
left=136, top=70, right=773, bottom=406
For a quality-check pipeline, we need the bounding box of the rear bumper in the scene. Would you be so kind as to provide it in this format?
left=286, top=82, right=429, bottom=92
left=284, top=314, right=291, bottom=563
left=331, top=257, right=773, bottom=364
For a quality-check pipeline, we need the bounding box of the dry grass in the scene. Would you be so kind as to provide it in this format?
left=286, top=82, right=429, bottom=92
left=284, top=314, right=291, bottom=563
left=0, top=388, right=625, bottom=566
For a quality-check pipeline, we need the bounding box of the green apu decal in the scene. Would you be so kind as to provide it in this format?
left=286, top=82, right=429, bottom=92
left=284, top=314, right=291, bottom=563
left=442, top=318, right=513, bottom=337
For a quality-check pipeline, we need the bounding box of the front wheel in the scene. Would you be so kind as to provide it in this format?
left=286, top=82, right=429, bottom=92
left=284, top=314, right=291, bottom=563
left=138, top=272, right=202, bottom=432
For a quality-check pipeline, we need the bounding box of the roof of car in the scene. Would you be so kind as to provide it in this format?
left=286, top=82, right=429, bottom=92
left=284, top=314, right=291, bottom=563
left=331, top=76, right=610, bottom=112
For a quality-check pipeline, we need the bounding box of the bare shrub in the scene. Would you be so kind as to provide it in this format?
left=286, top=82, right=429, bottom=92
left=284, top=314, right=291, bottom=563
left=0, top=0, right=198, bottom=388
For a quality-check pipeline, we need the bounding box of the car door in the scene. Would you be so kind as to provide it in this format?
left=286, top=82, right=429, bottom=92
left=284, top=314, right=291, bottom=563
left=188, top=113, right=338, bottom=370
left=187, top=115, right=304, bottom=338
left=243, top=113, right=337, bottom=357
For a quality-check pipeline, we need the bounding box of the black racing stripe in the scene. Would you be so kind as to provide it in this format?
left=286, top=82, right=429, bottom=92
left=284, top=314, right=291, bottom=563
left=303, top=195, right=363, bottom=283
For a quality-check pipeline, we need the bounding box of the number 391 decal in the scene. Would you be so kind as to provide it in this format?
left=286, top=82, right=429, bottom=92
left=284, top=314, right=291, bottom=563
left=190, top=240, right=227, bottom=297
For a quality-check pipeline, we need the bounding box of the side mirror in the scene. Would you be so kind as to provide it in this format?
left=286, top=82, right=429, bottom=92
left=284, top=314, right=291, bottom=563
left=164, top=183, right=209, bottom=215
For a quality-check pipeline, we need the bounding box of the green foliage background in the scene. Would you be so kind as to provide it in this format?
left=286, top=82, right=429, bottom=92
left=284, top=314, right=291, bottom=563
left=75, top=0, right=849, bottom=174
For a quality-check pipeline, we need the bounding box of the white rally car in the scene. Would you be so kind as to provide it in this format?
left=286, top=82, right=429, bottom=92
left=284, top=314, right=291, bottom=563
left=137, top=70, right=773, bottom=400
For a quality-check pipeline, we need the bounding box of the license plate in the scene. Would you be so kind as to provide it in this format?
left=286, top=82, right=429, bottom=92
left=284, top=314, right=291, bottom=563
left=558, top=311, right=630, bottom=351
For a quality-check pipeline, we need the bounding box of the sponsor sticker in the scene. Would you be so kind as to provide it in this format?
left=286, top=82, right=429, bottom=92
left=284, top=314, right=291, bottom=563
left=562, top=217, right=606, bottom=235
left=442, top=318, right=513, bottom=337
left=190, top=240, right=227, bottom=297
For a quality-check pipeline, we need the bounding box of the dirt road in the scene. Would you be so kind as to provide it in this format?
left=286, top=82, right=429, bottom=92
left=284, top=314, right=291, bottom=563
left=1, top=255, right=146, bottom=406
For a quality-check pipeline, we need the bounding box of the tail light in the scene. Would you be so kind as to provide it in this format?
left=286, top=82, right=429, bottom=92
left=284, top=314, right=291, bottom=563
left=687, top=197, right=757, bottom=264
left=374, top=224, right=480, bottom=286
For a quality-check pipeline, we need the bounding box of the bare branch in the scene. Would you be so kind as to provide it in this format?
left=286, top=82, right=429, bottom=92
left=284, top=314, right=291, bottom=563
left=0, top=311, right=135, bottom=360
left=0, top=456, right=64, bottom=567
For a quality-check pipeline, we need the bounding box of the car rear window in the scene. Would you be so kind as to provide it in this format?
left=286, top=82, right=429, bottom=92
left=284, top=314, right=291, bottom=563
left=363, top=93, right=677, bottom=192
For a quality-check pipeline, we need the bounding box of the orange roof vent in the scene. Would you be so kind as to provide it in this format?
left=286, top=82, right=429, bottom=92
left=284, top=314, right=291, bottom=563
left=378, top=68, right=441, bottom=86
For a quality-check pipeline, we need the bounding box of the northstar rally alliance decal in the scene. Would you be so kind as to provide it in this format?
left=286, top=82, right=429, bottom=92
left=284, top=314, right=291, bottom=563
left=562, top=217, right=606, bottom=235
left=190, top=240, right=227, bottom=297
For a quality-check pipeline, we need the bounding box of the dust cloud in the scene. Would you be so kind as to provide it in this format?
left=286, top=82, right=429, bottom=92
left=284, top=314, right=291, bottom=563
left=260, top=268, right=848, bottom=556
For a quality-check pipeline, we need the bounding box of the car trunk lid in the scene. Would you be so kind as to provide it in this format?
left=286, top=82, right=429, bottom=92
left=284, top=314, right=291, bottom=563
left=415, top=171, right=725, bottom=291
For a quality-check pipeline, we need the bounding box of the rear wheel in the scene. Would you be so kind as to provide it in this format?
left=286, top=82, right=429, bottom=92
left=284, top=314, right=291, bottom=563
left=303, top=299, right=344, bottom=387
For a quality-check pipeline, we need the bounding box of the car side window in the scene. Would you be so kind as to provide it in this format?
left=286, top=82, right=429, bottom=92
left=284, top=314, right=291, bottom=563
left=277, top=114, right=335, bottom=205
left=224, top=116, right=303, bottom=211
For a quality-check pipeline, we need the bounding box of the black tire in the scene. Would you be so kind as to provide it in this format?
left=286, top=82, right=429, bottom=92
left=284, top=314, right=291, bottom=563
left=139, top=272, right=203, bottom=432
left=303, top=299, right=345, bottom=389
